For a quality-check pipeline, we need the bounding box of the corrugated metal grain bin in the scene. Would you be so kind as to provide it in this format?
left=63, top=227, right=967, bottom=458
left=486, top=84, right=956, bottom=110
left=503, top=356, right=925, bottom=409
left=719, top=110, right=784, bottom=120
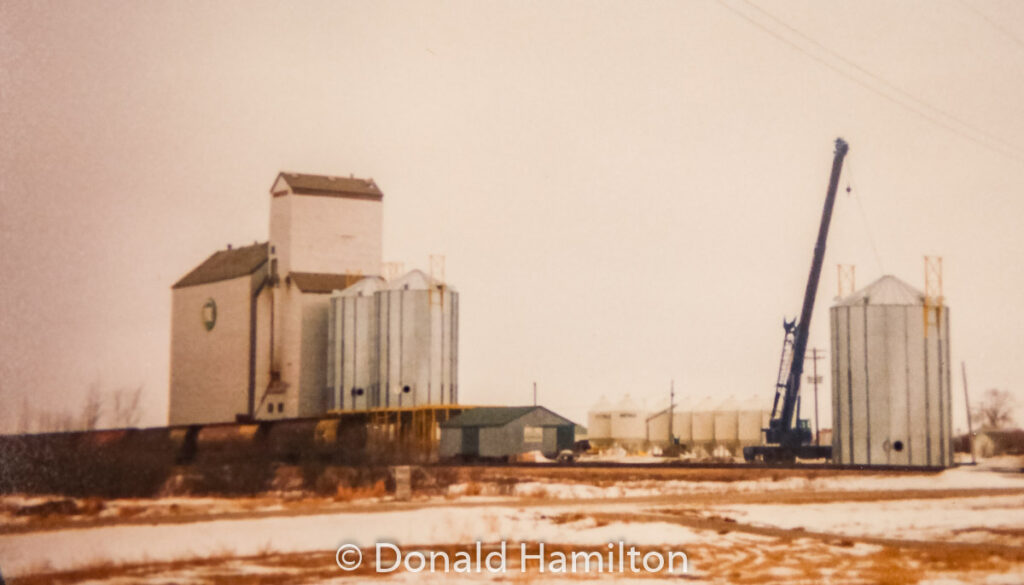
left=377, top=270, right=458, bottom=408
left=646, top=407, right=692, bottom=449
left=586, top=396, right=613, bottom=448
left=609, top=394, right=646, bottom=450
left=712, top=396, right=740, bottom=453
left=738, top=398, right=769, bottom=447
left=328, top=277, right=386, bottom=410
left=831, top=275, right=953, bottom=467
left=646, top=404, right=671, bottom=447
left=690, top=396, right=716, bottom=447
left=674, top=409, right=692, bottom=445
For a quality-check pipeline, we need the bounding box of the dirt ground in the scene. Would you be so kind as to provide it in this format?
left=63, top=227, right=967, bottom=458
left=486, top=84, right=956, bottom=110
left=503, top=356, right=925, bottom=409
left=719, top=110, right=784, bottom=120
left=4, top=466, right=1024, bottom=584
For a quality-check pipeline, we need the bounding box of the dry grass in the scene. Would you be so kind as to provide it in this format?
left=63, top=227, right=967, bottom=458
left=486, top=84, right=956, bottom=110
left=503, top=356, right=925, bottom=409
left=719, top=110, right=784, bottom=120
left=333, top=479, right=386, bottom=502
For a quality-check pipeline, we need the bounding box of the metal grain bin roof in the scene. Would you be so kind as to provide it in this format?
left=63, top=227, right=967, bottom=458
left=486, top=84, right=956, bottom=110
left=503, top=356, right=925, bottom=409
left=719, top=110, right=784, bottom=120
left=835, top=275, right=926, bottom=307
left=291, top=272, right=365, bottom=293
left=333, top=276, right=386, bottom=297
left=441, top=406, right=574, bottom=428
left=613, top=394, right=641, bottom=413
left=589, top=396, right=612, bottom=414
left=387, top=269, right=457, bottom=292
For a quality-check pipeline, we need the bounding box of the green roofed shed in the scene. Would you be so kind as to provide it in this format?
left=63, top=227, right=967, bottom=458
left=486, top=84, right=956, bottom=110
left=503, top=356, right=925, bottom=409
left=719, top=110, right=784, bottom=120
left=439, top=406, right=576, bottom=460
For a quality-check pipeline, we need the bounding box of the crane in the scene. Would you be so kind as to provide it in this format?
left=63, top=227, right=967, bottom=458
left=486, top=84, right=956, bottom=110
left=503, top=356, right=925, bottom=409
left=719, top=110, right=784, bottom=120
left=743, top=138, right=848, bottom=464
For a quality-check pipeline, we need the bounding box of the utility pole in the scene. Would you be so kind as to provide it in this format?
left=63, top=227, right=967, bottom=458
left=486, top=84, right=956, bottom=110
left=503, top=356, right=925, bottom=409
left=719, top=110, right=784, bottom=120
left=668, top=380, right=675, bottom=445
left=807, top=348, right=825, bottom=445
left=962, top=362, right=976, bottom=464
left=533, top=381, right=537, bottom=407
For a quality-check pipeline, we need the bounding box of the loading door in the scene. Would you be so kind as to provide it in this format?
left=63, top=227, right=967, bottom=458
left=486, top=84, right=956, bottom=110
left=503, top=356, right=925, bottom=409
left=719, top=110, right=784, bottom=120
left=556, top=425, right=574, bottom=451
left=461, top=427, right=479, bottom=457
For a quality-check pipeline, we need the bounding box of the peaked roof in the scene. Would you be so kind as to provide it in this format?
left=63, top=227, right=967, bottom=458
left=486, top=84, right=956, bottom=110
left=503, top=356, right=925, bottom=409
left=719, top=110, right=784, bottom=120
left=332, top=276, right=387, bottom=297
left=589, top=396, right=612, bottom=414
left=173, top=242, right=268, bottom=289
left=387, top=269, right=455, bottom=291
left=290, top=272, right=366, bottom=294
left=613, top=394, right=641, bottom=412
left=441, top=406, right=573, bottom=428
left=835, top=275, right=927, bottom=307
left=272, top=172, right=383, bottom=201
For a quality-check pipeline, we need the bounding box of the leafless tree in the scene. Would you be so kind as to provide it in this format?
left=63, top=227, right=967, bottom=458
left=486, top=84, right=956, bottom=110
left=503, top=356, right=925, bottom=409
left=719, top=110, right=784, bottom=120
left=112, top=386, right=144, bottom=427
left=17, top=396, right=32, bottom=433
left=80, top=381, right=104, bottom=430
left=36, top=408, right=76, bottom=432
left=972, top=388, right=1016, bottom=430
left=16, top=383, right=144, bottom=433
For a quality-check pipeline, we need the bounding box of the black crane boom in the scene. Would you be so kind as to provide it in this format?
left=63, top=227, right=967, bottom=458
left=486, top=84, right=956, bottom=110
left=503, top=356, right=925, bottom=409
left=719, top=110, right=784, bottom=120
left=745, top=138, right=848, bottom=463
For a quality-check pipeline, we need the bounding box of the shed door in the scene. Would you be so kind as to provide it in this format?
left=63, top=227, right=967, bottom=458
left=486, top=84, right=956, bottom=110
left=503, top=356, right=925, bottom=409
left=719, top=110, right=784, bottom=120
left=556, top=426, right=574, bottom=451
left=461, top=427, right=479, bottom=457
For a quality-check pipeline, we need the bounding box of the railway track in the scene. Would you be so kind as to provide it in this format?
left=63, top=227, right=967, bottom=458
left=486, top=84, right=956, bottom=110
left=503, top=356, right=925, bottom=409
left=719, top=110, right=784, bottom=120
left=429, top=460, right=956, bottom=473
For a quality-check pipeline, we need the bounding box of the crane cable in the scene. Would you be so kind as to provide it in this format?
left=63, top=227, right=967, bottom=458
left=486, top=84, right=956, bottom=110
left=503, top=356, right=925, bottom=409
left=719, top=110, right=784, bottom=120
left=843, top=156, right=886, bottom=275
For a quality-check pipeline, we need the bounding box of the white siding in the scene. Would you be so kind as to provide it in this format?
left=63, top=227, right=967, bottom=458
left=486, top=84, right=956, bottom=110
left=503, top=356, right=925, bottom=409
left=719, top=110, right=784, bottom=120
left=169, top=275, right=253, bottom=425
left=270, top=191, right=382, bottom=278
left=831, top=301, right=952, bottom=468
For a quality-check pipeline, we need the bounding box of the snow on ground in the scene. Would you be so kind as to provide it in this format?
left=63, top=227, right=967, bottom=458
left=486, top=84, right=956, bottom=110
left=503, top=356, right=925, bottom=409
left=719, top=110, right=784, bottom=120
left=447, top=467, right=1024, bottom=500
left=0, top=503, right=703, bottom=578
left=0, top=494, right=303, bottom=529
left=709, top=493, right=1024, bottom=545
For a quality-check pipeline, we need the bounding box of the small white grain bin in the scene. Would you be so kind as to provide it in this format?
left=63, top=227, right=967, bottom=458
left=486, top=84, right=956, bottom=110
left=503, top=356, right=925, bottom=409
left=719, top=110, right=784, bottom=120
left=831, top=275, right=952, bottom=467
left=673, top=408, right=692, bottom=446
left=645, top=401, right=672, bottom=448
left=712, top=395, right=740, bottom=455
left=690, top=395, right=717, bottom=452
left=376, top=270, right=458, bottom=408
left=738, top=395, right=768, bottom=448
left=646, top=403, right=692, bottom=449
left=328, top=277, right=385, bottom=410
left=587, top=396, right=613, bottom=448
left=610, top=394, right=647, bottom=452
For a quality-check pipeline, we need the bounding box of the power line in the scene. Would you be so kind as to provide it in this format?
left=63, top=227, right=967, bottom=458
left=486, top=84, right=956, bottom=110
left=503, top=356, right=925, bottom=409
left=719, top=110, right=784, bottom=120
left=956, top=0, right=1024, bottom=52
left=713, top=0, right=1024, bottom=165
left=739, top=0, right=1024, bottom=159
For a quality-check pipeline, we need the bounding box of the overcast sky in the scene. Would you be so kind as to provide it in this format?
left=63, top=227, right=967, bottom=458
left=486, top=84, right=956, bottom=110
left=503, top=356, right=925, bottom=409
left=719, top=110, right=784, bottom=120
left=2, top=0, right=1023, bottom=432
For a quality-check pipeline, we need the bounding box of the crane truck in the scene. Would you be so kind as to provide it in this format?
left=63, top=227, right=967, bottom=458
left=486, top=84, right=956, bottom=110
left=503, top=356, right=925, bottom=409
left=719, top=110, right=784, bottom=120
left=742, top=138, right=848, bottom=464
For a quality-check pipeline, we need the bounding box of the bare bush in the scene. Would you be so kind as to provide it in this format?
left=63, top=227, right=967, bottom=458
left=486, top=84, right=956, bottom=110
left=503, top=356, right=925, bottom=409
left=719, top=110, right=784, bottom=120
left=80, top=382, right=104, bottom=430
left=16, top=383, right=145, bottom=433
left=972, top=388, right=1016, bottom=430
left=111, top=386, right=143, bottom=427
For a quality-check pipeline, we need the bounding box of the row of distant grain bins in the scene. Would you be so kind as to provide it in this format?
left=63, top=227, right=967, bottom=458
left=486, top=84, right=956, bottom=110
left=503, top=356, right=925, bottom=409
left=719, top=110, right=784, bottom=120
left=588, top=274, right=954, bottom=466
left=587, top=395, right=771, bottom=457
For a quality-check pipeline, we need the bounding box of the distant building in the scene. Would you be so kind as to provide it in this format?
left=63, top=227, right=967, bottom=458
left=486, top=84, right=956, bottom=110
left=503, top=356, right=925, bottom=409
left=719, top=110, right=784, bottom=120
left=439, top=406, right=575, bottom=460
left=972, top=428, right=1024, bottom=459
left=644, top=395, right=770, bottom=457
left=169, top=173, right=390, bottom=425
